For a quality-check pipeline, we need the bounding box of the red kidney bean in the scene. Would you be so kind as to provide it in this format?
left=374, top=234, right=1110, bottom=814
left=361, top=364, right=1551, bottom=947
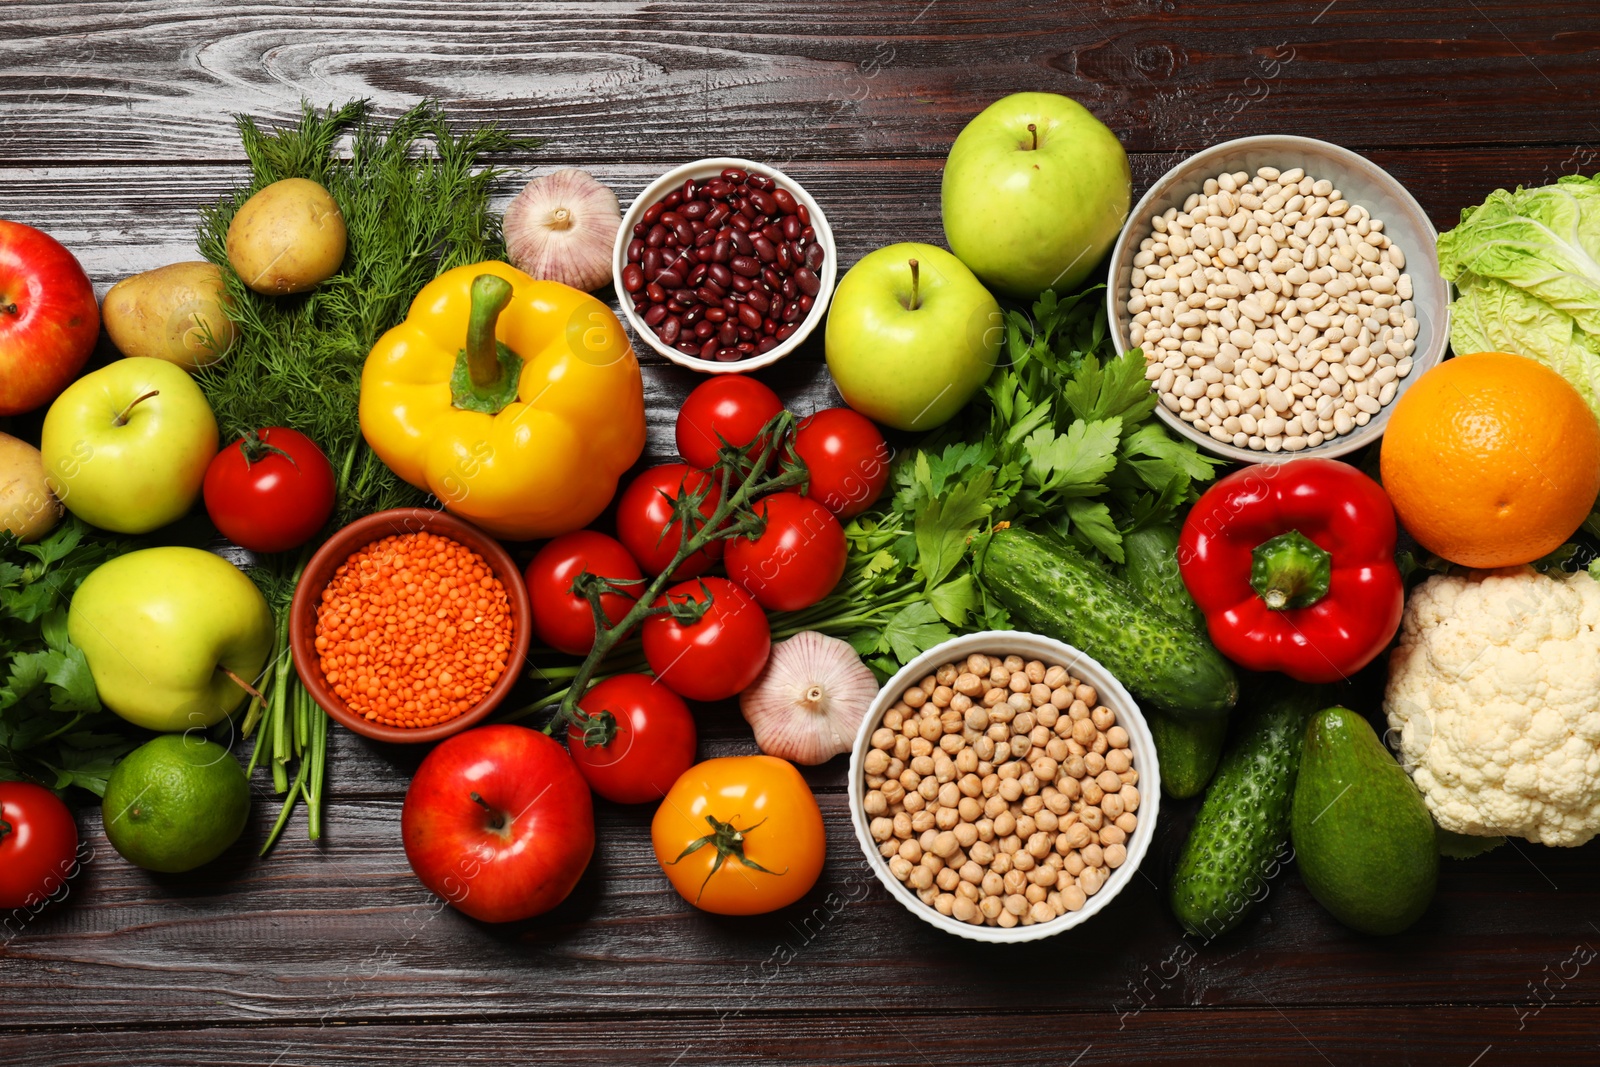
left=745, top=290, right=770, bottom=314
left=656, top=269, right=684, bottom=290
left=682, top=304, right=705, bottom=326
left=697, top=245, right=717, bottom=263
left=643, top=304, right=669, bottom=327
left=763, top=318, right=777, bottom=335
left=737, top=303, right=763, bottom=329
left=706, top=202, right=730, bottom=227
left=660, top=211, right=684, bottom=228
left=749, top=190, right=776, bottom=215
left=712, top=237, right=732, bottom=263
left=645, top=282, right=666, bottom=303
left=762, top=222, right=783, bottom=243
left=719, top=322, right=738, bottom=346
left=700, top=339, right=719, bottom=360
left=772, top=189, right=797, bottom=214
left=642, top=248, right=661, bottom=275
left=666, top=301, right=684, bottom=314
left=694, top=228, right=716, bottom=248
left=780, top=277, right=797, bottom=300
left=737, top=326, right=755, bottom=342
left=804, top=243, right=825, bottom=271
left=643, top=202, right=665, bottom=225
left=730, top=274, right=755, bottom=293
left=621, top=264, right=644, bottom=292
left=776, top=243, right=792, bottom=270
left=712, top=347, right=736, bottom=362
left=749, top=175, right=774, bottom=192
left=677, top=340, right=702, bottom=356
left=798, top=293, right=814, bottom=313
left=681, top=178, right=697, bottom=200
left=704, top=179, right=729, bottom=198
left=694, top=286, right=720, bottom=305
left=796, top=204, right=811, bottom=224
left=704, top=307, right=727, bottom=322
left=672, top=289, right=698, bottom=305
left=737, top=341, right=756, bottom=354
left=775, top=323, right=797, bottom=341
left=721, top=167, right=747, bottom=183
left=782, top=301, right=802, bottom=323
left=729, top=214, right=752, bottom=233
left=663, top=190, right=683, bottom=208
left=729, top=230, right=752, bottom=256
left=781, top=215, right=802, bottom=241
left=707, top=262, right=732, bottom=288
left=693, top=319, right=715, bottom=339
left=801, top=226, right=815, bottom=241
left=753, top=236, right=777, bottom=263
left=660, top=317, right=681, bottom=345
left=646, top=224, right=667, bottom=248
left=761, top=267, right=782, bottom=290
left=688, top=263, right=708, bottom=286
left=627, top=238, right=645, bottom=262
left=794, top=268, right=821, bottom=296
left=673, top=222, right=694, bottom=245
left=680, top=200, right=707, bottom=220
left=758, top=336, right=778, bottom=353
left=730, top=255, right=760, bottom=278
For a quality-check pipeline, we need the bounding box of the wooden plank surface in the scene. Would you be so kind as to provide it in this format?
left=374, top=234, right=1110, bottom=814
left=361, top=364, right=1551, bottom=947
left=3, top=1, right=1600, bottom=1063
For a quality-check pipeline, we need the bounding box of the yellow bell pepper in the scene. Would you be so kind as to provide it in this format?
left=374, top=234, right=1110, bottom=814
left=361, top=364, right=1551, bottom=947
left=360, top=261, right=645, bottom=540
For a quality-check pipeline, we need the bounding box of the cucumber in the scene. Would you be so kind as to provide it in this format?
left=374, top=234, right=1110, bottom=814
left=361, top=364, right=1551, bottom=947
left=979, top=527, right=1238, bottom=718
left=1121, top=524, right=1206, bottom=632
left=1149, top=711, right=1228, bottom=799
left=1168, top=681, right=1329, bottom=938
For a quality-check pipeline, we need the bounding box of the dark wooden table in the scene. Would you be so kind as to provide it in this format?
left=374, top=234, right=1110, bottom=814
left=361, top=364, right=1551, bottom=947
left=3, top=3, right=1599, bottom=1064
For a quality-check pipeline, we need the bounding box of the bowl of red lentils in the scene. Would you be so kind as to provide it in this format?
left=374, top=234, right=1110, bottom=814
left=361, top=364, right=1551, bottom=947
left=848, top=630, right=1161, bottom=943
left=290, top=508, right=532, bottom=744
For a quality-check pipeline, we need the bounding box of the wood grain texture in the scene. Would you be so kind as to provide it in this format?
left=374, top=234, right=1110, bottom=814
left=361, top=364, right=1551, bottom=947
left=0, top=1, right=1597, bottom=163
left=5, top=1007, right=1600, bottom=1067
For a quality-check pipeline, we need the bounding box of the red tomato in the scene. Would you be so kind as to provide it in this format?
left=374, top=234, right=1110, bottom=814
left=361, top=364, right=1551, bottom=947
left=675, top=375, right=784, bottom=470
left=568, top=674, right=697, bottom=804
left=642, top=577, right=771, bottom=702
left=794, top=407, right=891, bottom=520
left=203, top=428, right=336, bottom=554
left=525, top=531, right=643, bottom=656
left=616, top=463, right=723, bottom=579
left=0, top=782, right=79, bottom=910
left=724, top=492, right=847, bottom=611
left=401, top=724, right=594, bottom=923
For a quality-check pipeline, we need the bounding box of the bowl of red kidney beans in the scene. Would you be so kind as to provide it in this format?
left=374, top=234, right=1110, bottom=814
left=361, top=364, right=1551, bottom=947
left=612, top=157, right=837, bottom=373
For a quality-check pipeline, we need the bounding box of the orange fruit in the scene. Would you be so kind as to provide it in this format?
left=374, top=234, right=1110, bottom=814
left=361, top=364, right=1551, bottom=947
left=1380, top=351, right=1600, bottom=568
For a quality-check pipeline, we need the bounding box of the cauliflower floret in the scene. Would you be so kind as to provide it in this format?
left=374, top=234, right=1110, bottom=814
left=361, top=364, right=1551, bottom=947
left=1385, top=566, right=1600, bottom=847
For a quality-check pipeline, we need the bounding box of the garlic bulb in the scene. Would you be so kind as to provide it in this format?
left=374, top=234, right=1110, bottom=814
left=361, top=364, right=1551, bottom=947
left=740, top=632, right=879, bottom=765
left=503, top=168, right=620, bottom=292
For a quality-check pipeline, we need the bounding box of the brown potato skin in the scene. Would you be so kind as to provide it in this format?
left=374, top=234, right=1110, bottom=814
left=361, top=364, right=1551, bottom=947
left=226, top=177, right=347, bottom=295
left=0, top=431, right=64, bottom=543
left=102, top=261, right=238, bottom=372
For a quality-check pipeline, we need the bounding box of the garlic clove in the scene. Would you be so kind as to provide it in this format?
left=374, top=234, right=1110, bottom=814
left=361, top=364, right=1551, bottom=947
left=740, top=631, right=879, bottom=765
left=503, top=168, right=621, bottom=292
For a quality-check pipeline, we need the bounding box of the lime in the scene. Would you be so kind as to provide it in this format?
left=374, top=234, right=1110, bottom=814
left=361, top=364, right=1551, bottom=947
left=101, top=735, right=250, bottom=873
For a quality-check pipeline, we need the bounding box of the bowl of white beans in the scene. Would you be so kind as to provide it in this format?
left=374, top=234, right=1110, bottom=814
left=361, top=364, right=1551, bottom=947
left=1106, top=135, right=1449, bottom=463
left=848, top=630, right=1160, bottom=943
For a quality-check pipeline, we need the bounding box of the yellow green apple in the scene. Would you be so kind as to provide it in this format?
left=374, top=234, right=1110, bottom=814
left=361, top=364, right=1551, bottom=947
left=824, top=243, right=1002, bottom=432
left=942, top=92, right=1132, bottom=300
left=68, top=547, right=275, bottom=732
left=41, top=356, right=218, bottom=534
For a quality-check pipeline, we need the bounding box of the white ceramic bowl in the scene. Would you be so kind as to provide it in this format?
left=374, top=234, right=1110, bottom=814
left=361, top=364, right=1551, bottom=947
left=848, top=630, right=1161, bottom=944
left=612, top=157, right=837, bottom=375
left=1106, top=135, right=1449, bottom=464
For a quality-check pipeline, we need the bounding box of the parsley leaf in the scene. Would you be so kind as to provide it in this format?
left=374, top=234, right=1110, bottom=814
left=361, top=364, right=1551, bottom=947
left=880, top=602, right=954, bottom=664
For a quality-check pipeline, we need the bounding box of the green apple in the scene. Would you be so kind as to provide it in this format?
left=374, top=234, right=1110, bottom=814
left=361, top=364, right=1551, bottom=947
left=824, top=243, right=1002, bottom=432
left=41, top=356, right=218, bottom=534
left=942, top=92, right=1132, bottom=300
left=68, top=547, right=274, bottom=733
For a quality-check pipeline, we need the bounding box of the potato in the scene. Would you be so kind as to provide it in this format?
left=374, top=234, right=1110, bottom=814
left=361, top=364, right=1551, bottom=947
left=226, top=177, right=347, bottom=295
left=102, top=261, right=238, bottom=372
left=0, top=431, right=63, bottom=543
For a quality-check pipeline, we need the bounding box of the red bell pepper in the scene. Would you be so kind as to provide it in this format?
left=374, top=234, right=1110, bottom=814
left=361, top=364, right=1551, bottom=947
left=1178, top=458, right=1403, bottom=684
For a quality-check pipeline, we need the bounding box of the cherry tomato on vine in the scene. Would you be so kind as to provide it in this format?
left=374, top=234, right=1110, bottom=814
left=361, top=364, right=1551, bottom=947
left=675, top=375, right=784, bottom=470
left=203, top=428, right=336, bottom=554
left=568, top=674, right=697, bottom=805
left=724, top=492, right=847, bottom=611
left=794, top=407, right=890, bottom=521
left=525, top=530, right=643, bottom=656
left=616, top=464, right=723, bottom=579
left=0, top=782, right=79, bottom=910
left=642, top=577, right=770, bottom=702
left=651, top=755, right=825, bottom=915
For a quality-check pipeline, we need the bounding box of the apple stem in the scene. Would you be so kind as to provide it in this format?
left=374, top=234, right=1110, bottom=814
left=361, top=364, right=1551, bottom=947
left=1027, top=122, right=1038, bottom=150
left=470, top=791, right=507, bottom=832
left=219, top=666, right=267, bottom=715
left=907, top=258, right=921, bottom=311
left=112, top=389, right=160, bottom=427
left=0, top=302, right=16, bottom=316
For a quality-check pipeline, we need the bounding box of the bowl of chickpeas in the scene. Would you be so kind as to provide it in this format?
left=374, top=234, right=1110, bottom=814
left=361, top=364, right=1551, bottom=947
left=848, top=630, right=1160, bottom=943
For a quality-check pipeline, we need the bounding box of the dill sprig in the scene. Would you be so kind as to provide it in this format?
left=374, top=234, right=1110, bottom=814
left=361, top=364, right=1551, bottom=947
left=193, top=99, right=534, bottom=852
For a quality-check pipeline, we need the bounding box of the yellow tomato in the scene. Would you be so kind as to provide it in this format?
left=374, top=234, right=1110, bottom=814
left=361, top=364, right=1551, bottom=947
left=651, top=755, right=825, bottom=915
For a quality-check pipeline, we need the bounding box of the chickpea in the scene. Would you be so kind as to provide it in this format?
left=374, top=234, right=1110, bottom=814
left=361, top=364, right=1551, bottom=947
left=1104, top=843, right=1128, bottom=869
left=1100, top=824, right=1127, bottom=847
left=1101, top=793, right=1125, bottom=821
left=1045, top=791, right=1072, bottom=816
left=998, top=778, right=1023, bottom=803
left=1117, top=812, right=1138, bottom=834
left=1030, top=726, right=1051, bottom=749
left=1058, top=776, right=1082, bottom=802
left=982, top=687, right=1008, bottom=709
left=936, top=866, right=961, bottom=892
left=996, top=909, right=1019, bottom=929
left=870, top=816, right=894, bottom=842
left=959, top=860, right=984, bottom=884
left=917, top=777, right=939, bottom=802
left=908, top=865, right=934, bottom=890
left=920, top=718, right=943, bottom=743
left=1050, top=686, right=1073, bottom=710
left=1063, top=821, right=1093, bottom=850
left=1011, top=848, right=1036, bottom=873
left=1091, top=734, right=1109, bottom=756
left=865, top=774, right=886, bottom=790
left=864, top=790, right=888, bottom=816
left=1015, top=814, right=1037, bottom=839
left=1105, top=748, right=1132, bottom=775
left=980, top=870, right=1006, bottom=897
left=1037, top=705, right=1060, bottom=730
left=911, top=810, right=936, bottom=834
left=903, top=791, right=925, bottom=814
left=1078, top=866, right=1107, bottom=897
left=1043, top=665, right=1069, bottom=688
left=1062, top=754, right=1087, bottom=780
left=999, top=834, right=1022, bottom=856
left=953, top=821, right=979, bottom=849
left=892, top=736, right=911, bottom=761
left=1030, top=900, right=1055, bottom=924
left=950, top=692, right=973, bottom=715
left=963, top=707, right=990, bottom=733
left=922, top=852, right=946, bottom=874
left=930, top=830, right=959, bottom=858
left=892, top=812, right=913, bottom=839
left=935, top=892, right=957, bottom=916
left=980, top=894, right=1005, bottom=920
left=951, top=896, right=978, bottom=923
left=935, top=807, right=960, bottom=831
left=973, top=736, right=995, bottom=762
left=969, top=840, right=996, bottom=866
left=1011, top=736, right=1033, bottom=762
left=1091, top=705, right=1116, bottom=731
left=1035, top=809, right=1060, bottom=833
left=1012, top=710, right=1036, bottom=736
left=1084, top=751, right=1106, bottom=777
left=976, top=818, right=996, bottom=843
left=1004, top=893, right=1029, bottom=917
left=955, top=881, right=980, bottom=903
left=991, top=851, right=1013, bottom=876
left=1069, top=699, right=1091, bottom=721
left=993, top=741, right=1013, bottom=764
left=1062, top=850, right=1086, bottom=877
left=1081, top=842, right=1105, bottom=868
left=992, top=810, right=1017, bottom=838
left=935, top=782, right=959, bottom=808
left=1007, top=672, right=1028, bottom=695
left=1072, top=718, right=1098, bottom=747
left=1065, top=738, right=1086, bottom=758
left=1027, top=832, right=1054, bottom=860
left=898, top=838, right=924, bottom=863
left=1060, top=884, right=1088, bottom=912
left=1106, top=725, right=1130, bottom=749
left=871, top=727, right=896, bottom=751
left=1122, top=785, right=1141, bottom=813
left=965, top=654, right=991, bottom=676
left=1020, top=794, right=1045, bottom=817
left=883, top=708, right=905, bottom=731
left=880, top=840, right=899, bottom=859
left=1081, top=779, right=1105, bottom=807
left=929, top=685, right=952, bottom=709
left=1007, top=692, right=1032, bottom=714
left=1080, top=806, right=1105, bottom=832
left=1097, top=770, right=1123, bottom=794
left=989, top=665, right=1011, bottom=687
left=1029, top=683, right=1052, bottom=708
left=957, top=796, right=983, bottom=823
left=904, top=686, right=927, bottom=708
left=888, top=856, right=913, bottom=881
left=1028, top=865, right=1057, bottom=888
left=1024, top=884, right=1048, bottom=906
left=1032, top=756, right=1059, bottom=782
left=1120, top=768, right=1139, bottom=786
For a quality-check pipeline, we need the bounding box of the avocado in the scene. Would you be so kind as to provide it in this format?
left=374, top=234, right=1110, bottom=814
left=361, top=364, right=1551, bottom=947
left=1290, top=706, right=1438, bottom=935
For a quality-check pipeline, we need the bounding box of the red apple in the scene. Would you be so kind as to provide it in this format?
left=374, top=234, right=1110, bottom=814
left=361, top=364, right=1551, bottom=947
left=0, top=220, right=99, bottom=417
left=401, top=724, right=594, bottom=923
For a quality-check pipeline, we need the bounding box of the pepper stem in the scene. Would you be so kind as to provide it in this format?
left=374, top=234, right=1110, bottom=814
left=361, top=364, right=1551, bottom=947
left=450, top=274, right=525, bottom=415
left=1250, top=530, right=1332, bottom=611
left=906, top=259, right=921, bottom=311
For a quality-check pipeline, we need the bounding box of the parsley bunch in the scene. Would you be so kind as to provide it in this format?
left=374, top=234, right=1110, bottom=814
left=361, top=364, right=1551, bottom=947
left=0, top=519, right=143, bottom=795
left=770, top=288, right=1223, bottom=677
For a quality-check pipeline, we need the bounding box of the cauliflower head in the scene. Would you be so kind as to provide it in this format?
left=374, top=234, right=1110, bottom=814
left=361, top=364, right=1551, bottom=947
left=1385, top=566, right=1600, bottom=847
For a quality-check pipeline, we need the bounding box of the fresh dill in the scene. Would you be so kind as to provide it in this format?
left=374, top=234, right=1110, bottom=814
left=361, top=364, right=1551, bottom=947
left=194, top=99, right=533, bottom=851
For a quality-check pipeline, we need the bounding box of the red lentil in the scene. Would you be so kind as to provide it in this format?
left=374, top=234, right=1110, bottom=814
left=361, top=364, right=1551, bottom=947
left=315, top=531, right=514, bottom=729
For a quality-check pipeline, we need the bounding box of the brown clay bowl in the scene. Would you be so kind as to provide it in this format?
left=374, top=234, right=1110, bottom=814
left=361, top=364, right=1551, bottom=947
left=290, top=507, right=532, bottom=745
